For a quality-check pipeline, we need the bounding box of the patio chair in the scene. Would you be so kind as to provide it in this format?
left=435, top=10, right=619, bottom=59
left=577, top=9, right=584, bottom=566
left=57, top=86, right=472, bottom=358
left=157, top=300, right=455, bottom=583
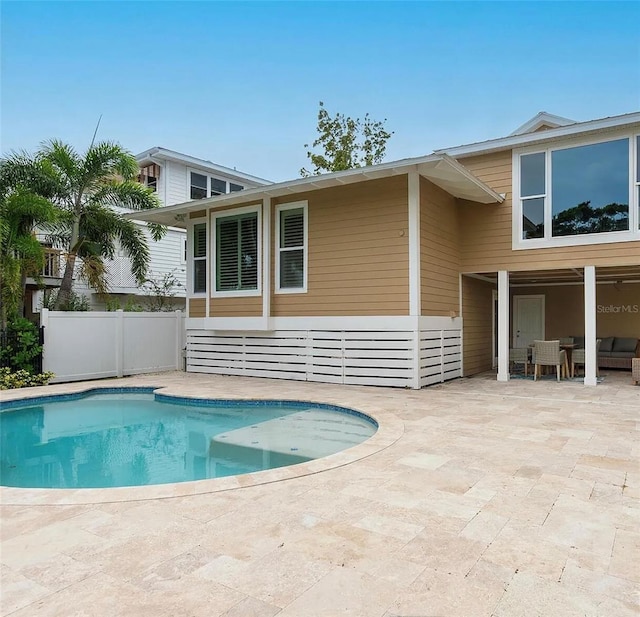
left=533, top=340, right=567, bottom=382
left=509, top=347, right=530, bottom=376
left=571, top=339, right=602, bottom=378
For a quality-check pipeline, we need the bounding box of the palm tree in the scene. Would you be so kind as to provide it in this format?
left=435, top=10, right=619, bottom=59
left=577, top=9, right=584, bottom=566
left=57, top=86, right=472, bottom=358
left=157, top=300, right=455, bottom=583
left=38, top=140, right=164, bottom=309
left=0, top=154, right=60, bottom=326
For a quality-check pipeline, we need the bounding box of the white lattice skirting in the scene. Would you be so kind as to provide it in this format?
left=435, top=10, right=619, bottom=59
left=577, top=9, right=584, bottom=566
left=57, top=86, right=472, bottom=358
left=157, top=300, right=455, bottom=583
left=186, top=322, right=462, bottom=389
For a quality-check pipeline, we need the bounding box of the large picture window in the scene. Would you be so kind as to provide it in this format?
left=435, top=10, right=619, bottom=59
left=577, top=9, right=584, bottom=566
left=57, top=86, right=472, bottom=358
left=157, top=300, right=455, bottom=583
left=193, top=223, right=207, bottom=294
left=515, top=136, right=638, bottom=247
left=214, top=210, right=259, bottom=293
left=276, top=202, right=307, bottom=292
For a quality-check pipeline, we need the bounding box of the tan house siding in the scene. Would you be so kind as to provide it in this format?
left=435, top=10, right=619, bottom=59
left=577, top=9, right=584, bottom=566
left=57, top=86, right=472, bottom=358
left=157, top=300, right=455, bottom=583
left=420, top=177, right=460, bottom=316
left=271, top=176, right=409, bottom=316
left=209, top=296, right=262, bottom=317
left=458, top=151, right=640, bottom=272
left=189, top=298, right=206, bottom=318
left=461, top=275, right=495, bottom=375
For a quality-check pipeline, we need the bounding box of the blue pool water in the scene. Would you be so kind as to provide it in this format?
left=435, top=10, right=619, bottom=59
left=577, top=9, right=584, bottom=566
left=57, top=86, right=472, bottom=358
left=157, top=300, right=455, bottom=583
left=0, top=389, right=376, bottom=489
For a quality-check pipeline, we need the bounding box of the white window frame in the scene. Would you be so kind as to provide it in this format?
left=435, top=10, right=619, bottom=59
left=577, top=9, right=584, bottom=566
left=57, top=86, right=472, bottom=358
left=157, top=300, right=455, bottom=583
left=275, top=201, right=308, bottom=294
left=180, top=234, right=187, bottom=265
left=188, top=170, right=209, bottom=201
left=209, top=176, right=228, bottom=196
left=512, top=132, right=639, bottom=250
left=211, top=204, right=262, bottom=298
left=187, top=167, right=247, bottom=201
left=189, top=218, right=207, bottom=297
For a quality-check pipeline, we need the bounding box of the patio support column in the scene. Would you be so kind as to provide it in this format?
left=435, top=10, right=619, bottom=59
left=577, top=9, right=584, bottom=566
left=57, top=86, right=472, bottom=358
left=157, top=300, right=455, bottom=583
left=584, top=265, right=597, bottom=386
left=408, top=171, right=421, bottom=389
left=497, top=270, right=510, bottom=382
left=262, top=197, right=271, bottom=327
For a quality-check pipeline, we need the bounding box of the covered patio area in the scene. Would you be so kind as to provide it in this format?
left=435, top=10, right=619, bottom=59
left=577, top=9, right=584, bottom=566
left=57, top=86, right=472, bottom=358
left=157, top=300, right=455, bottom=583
left=461, top=264, right=640, bottom=385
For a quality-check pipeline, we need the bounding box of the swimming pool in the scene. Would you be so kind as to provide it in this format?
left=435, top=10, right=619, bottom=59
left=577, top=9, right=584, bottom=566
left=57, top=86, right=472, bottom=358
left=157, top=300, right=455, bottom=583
left=0, top=388, right=377, bottom=489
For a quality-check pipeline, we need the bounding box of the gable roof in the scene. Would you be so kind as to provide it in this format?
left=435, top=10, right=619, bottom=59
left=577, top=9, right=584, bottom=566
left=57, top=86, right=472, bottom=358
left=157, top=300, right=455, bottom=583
left=509, top=112, right=576, bottom=136
left=136, top=146, right=273, bottom=186
left=436, top=111, right=640, bottom=158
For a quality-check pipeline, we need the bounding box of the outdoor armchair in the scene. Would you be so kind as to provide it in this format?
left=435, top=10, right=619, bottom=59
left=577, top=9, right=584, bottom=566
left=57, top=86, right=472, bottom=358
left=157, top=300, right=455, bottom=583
left=533, top=340, right=567, bottom=382
left=509, top=347, right=530, bottom=376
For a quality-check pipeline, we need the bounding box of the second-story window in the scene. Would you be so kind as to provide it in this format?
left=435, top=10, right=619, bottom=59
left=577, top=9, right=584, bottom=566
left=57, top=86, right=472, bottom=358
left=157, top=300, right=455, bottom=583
left=515, top=136, right=636, bottom=246
left=210, top=178, right=226, bottom=196
left=138, top=163, right=159, bottom=192
left=189, top=171, right=246, bottom=200
left=190, top=173, right=208, bottom=200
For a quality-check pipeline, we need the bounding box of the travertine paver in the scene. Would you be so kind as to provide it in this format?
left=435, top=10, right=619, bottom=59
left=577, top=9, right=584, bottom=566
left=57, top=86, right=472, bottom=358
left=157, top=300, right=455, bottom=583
left=1, top=370, right=639, bottom=616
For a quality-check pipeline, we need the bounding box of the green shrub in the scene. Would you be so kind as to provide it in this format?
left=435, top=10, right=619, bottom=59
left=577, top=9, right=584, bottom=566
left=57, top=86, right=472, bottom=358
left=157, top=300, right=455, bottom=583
left=104, top=296, right=121, bottom=311
left=41, top=289, right=90, bottom=311
left=123, top=297, right=144, bottom=312
left=0, top=318, right=42, bottom=372
left=0, top=367, right=55, bottom=390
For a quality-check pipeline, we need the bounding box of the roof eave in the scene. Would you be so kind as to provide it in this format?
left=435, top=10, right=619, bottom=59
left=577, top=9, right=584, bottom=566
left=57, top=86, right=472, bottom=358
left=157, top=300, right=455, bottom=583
left=437, top=111, right=640, bottom=158
left=128, top=154, right=503, bottom=228
left=135, top=147, right=273, bottom=186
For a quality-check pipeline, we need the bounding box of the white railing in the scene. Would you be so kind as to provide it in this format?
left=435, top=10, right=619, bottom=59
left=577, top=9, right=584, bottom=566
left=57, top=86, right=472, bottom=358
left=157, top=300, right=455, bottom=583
left=41, top=309, right=186, bottom=383
left=185, top=318, right=462, bottom=389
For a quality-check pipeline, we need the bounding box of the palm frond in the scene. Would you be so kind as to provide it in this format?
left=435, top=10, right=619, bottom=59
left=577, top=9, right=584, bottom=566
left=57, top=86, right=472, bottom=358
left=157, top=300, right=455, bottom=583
left=114, top=218, right=150, bottom=284
left=1, top=152, right=60, bottom=200
left=83, top=142, right=139, bottom=183
left=89, top=179, right=162, bottom=211
left=39, top=139, right=82, bottom=187
left=3, top=189, right=60, bottom=236
left=147, top=222, right=166, bottom=242
left=79, top=204, right=151, bottom=284
left=79, top=253, right=109, bottom=295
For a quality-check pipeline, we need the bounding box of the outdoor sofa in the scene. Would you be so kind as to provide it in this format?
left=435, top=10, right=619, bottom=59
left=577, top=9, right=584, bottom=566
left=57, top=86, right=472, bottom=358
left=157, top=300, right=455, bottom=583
left=571, top=336, right=640, bottom=370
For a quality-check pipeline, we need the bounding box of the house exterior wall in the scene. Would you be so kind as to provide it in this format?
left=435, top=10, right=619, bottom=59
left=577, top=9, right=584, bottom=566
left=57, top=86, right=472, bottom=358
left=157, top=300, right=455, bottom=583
left=457, top=146, right=640, bottom=273
left=419, top=177, right=460, bottom=316
left=210, top=296, right=262, bottom=317
left=187, top=176, right=410, bottom=318
left=179, top=116, right=638, bottom=387
left=271, top=176, right=409, bottom=317
left=189, top=298, right=206, bottom=318
left=165, top=160, right=189, bottom=206
left=461, top=275, right=495, bottom=376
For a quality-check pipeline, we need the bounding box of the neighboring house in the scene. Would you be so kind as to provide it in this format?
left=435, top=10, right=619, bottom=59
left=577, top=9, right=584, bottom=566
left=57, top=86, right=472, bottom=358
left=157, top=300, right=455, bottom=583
left=132, top=111, right=640, bottom=388
left=29, top=148, right=271, bottom=312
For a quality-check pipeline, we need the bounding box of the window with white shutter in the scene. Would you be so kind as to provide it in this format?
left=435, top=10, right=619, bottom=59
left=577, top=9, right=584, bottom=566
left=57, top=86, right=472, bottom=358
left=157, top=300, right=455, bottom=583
left=276, top=202, right=307, bottom=293
left=214, top=208, right=260, bottom=294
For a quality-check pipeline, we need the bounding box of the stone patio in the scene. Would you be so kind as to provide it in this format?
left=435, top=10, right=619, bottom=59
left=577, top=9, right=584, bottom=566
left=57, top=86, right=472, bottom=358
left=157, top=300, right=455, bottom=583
left=1, top=370, right=639, bottom=616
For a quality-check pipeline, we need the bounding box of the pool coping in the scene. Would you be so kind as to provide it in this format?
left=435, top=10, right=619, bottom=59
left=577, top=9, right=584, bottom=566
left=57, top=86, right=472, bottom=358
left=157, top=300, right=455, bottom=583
left=0, top=382, right=404, bottom=506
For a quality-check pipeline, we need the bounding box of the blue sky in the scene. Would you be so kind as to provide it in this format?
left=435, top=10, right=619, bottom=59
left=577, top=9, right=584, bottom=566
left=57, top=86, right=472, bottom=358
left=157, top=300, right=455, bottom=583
left=1, top=1, right=638, bottom=182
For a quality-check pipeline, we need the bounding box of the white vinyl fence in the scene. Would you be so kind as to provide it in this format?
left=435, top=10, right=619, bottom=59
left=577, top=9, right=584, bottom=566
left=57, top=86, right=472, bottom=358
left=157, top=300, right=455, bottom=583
left=41, top=309, right=186, bottom=383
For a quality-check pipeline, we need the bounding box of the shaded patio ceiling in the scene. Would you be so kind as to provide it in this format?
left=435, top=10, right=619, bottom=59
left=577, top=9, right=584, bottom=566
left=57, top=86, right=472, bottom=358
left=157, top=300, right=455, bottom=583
left=467, top=265, right=640, bottom=286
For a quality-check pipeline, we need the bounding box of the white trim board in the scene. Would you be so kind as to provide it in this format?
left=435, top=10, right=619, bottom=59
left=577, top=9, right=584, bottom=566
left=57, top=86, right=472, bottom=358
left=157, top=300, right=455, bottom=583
left=186, top=315, right=463, bottom=332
